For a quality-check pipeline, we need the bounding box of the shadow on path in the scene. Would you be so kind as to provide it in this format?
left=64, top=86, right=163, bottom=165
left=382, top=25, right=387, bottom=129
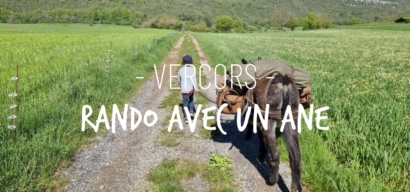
left=212, top=116, right=290, bottom=192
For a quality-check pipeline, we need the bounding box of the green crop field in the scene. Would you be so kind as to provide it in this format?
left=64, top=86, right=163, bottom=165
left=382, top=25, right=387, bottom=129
left=193, top=24, right=410, bottom=191
left=0, top=23, right=181, bottom=191
left=1, top=22, right=409, bottom=191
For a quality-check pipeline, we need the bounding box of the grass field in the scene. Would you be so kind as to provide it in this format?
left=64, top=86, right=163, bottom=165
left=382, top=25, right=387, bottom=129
left=0, top=24, right=181, bottom=191
left=193, top=23, right=410, bottom=191
left=1, top=22, right=409, bottom=191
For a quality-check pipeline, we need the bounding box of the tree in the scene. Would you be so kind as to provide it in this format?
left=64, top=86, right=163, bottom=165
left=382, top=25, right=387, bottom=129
left=302, top=12, right=320, bottom=30
left=204, top=15, right=212, bottom=27
left=214, top=15, right=234, bottom=33
left=285, top=17, right=299, bottom=31
left=157, top=15, right=178, bottom=29
left=233, top=18, right=245, bottom=33
left=245, top=25, right=259, bottom=32
left=0, top=7, right=6, bottom=23
left=7, top=14, right=18, bottom=24
left=395, top=9, right=404, bottom=20
left=188, top=21, right=208, bottom=32
left=275, top=5, right=293, bottom=31
left=317, top=13, right=332, bottom=29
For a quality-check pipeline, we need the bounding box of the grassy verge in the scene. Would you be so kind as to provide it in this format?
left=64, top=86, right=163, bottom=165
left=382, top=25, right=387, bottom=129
left=148, top=158, right=197, bottom=191
left=0, top=24, right=182, bottom=191
left=148, top=153, right=236, bottom=192
left=193, top=26, right=410, bottom=191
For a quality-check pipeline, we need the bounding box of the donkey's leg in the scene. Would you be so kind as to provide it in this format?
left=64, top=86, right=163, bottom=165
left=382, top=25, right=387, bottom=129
left=261, top=119, right=280, bottom=186
left=257, top=127, right=266, bottom=162
left=283, top=118, right=302, bottom=192
left=244, top=109, right=255, bottom=140
left=244, top=116, right=266, bottom=162
left=244, top=122, right=253, bottom=140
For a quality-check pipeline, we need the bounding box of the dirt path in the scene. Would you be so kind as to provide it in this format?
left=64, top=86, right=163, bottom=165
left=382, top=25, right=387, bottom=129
left=61, top=34, right=302, bottom=192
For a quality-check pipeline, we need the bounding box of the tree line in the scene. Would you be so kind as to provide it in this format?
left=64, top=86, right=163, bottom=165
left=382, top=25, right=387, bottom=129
left=0, top=6, right=146, bottom=26
left=1, top=5, right=387, bottom=32
left=211, top=12, right=334, bottom=33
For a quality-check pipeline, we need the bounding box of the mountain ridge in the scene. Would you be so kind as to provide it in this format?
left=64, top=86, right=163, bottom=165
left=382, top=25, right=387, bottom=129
left=0, top=0, right=408, bottom=25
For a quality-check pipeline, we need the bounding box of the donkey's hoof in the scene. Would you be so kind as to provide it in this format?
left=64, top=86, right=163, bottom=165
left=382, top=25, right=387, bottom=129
left=267, top=174, right=279, bottom=186
left=291, top=183, right=302, bottom=192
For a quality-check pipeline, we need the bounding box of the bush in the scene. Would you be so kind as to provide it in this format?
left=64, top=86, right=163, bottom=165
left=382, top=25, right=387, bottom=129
left=173, top=22, right=183, bottom=30
left=286, top=17, right=299, bottom=31
left=0, top=7, right=7, bottom=23
left=246, top=25, right=259, bottom=32
left=321, top=20, right=332, bottom=28
left=116, top=20, right=131, bottom=25
left=317, top=14, right=333, bottom=29
left=141, top=15, right=180, bottom=29
left=131, top=21, right=139, bottom=29
left=302, top=13, right=321, bottom=30
left=233, top=18, right=245, bottom=33
left=348, top=18, right=360, bottom=25
left=157, top=15, right=179, bottom=29
left=211, top=25, right=218, bottom=33
left=215, top=15, right=234, bottom=33
left=188, top=21, right=208, bottom=32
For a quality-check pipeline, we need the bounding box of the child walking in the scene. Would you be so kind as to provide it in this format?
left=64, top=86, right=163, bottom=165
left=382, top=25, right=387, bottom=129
left=178, top=54, right=199, bottom=123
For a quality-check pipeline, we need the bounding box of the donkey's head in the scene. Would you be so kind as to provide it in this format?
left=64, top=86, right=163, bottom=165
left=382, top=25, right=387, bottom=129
left=241, top=58, right=249, bottom=64
left=241, top=56, right=262, bottom=65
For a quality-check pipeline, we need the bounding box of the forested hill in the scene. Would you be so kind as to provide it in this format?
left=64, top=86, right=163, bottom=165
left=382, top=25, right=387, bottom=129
left=0, top=0, right=408, bottom=26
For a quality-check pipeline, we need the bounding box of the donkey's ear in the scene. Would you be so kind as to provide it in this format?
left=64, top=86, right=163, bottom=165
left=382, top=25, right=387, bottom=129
left=241, top=59, right=248, bottom=64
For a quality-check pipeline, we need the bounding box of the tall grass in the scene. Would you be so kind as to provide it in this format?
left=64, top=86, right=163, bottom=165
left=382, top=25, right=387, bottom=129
left=5, top=65, right=19, bottom=141
left=0, top=24, right=181, bottom=191
left=193, top=25, right=410, bottom=191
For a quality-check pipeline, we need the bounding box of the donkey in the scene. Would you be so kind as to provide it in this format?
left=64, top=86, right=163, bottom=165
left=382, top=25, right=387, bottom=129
left=238, top=58, right=302, bottom=191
